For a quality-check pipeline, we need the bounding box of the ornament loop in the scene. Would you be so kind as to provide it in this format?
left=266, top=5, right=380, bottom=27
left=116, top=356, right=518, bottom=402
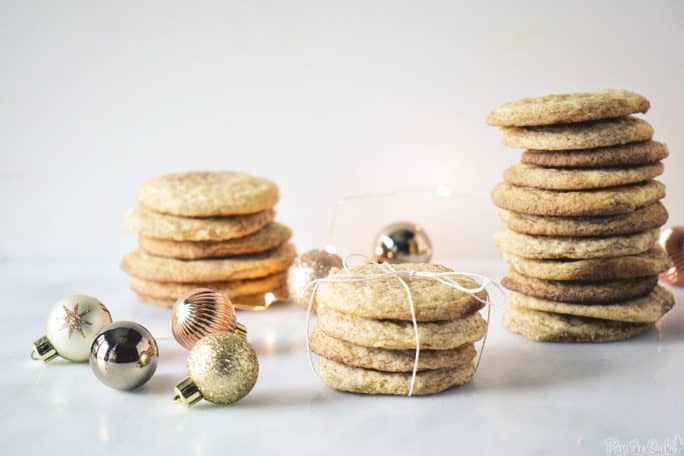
left=173, top=377, right=203, bottom=407
left=31, top=335, right=59, bottom=363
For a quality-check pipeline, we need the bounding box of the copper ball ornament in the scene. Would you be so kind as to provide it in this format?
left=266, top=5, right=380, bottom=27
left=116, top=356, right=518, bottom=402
left=373, top=221, right=432, bottom=264
left=287, top=249, right=343, bottom=310
left=171, top=288, right=246, bottom=350
left=659, top=226, right=684, bottom=286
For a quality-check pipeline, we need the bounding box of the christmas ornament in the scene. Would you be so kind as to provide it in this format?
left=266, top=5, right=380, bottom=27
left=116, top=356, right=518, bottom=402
left=287, top=249, right=343, bottom=309
left=89, top=321, right=159, bottom=390
left=32, top=294, right=113, bottom=363
left=171, top=288, right=247, bottom=350
left=373, top=221, right=432, bottom=264
left=173, top=332, right=258, bottom=406
left=659, top=226, right=684, bottom=286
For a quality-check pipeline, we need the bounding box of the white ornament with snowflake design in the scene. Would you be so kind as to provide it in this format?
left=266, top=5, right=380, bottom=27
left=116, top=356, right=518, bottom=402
left=34, top=295, right=112, bottom=362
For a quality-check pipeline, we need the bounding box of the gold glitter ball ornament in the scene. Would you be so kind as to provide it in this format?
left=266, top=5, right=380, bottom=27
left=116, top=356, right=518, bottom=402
left=659, top=226, right=684, bottom=286
left=171, top=288, right=247, bottom=350
left=287, top=249, right=343, bottom=310
left=373, top=221, right=432, bottom=264
left=173, top=332, right=258, bottom=406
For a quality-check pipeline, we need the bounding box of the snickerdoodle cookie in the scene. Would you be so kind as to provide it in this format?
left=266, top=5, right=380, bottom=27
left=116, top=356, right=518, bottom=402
left=137, top=171, right=279, bottom=216
left=487, top=89, right=649, bottom=127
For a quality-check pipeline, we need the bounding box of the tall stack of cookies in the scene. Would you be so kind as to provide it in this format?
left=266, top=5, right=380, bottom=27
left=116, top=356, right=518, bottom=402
left=309, top=263, right=488, bottom=395
left=121, top=171, right=296, bottom=310
left=488, top=89, right=675, bottom=342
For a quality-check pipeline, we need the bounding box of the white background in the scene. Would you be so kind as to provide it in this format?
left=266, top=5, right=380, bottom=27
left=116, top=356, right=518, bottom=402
left=2, top=0, right=683, bottom=261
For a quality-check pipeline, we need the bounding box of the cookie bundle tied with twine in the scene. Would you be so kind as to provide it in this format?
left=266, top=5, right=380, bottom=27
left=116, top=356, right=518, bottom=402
left=305, top=256, right=501, bottom=396
left=121, top=171, right=296, bottom=310
left=488, top=89, right=674, bottom=342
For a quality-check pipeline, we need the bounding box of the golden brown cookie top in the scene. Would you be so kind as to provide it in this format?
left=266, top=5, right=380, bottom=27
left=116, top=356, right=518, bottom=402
left=501, top=270, right=658, bottom=304
left=318, top=358, right=475, bottom=396
left=503, top=162, right=663, bottom=191
left=315, top=263, right=487, bottom=322
left=121, top=243, right=296, bottom=282
left=309, top=326, right=476, bottom=372
left=487, top=89, right=649, bottom=127
left=491, top=180, right=665, bottom=217
left=494, top=226, right=659, bottom=260
left=503, top=304, right=650, bottom=343
left=500, top=117, right=653, bottom=151
left=522, top=141, right=668, bottom=168
left=502, top=248, right=670, bottom=282
left=130, top=272, right=287, bottom=300
left=509, top=286, right=674, bottom=324
left=136, top=171, right=279, bottom=217
left=498, top=203, right=668, bottom=238
left=125, top=205, right=275, bottom=241
left=137, top=222, right=292, bottom=259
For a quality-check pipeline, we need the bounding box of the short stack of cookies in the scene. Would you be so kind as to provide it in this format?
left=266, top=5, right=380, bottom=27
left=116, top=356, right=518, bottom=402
left=309, top=263, right=488, bottom=395
left=488, top=89, right=674, bottom=342
left=121, top=171, right=296, bottom=310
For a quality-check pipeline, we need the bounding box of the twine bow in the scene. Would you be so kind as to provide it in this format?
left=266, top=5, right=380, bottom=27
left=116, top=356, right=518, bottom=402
left=305, top=254, right=502, bottom=396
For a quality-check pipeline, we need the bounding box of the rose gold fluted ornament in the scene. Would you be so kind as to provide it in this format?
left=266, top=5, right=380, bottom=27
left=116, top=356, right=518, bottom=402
left=659, top=226, right=684, bottom=286
left=171, top=288, right=247, bottom=350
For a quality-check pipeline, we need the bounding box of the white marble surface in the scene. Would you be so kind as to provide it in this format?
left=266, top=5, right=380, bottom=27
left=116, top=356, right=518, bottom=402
left=2, top=259, right=682, bottom=456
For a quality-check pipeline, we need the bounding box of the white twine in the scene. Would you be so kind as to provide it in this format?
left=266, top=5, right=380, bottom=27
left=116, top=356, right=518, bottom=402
left=304, top=255, right=502, bottom=396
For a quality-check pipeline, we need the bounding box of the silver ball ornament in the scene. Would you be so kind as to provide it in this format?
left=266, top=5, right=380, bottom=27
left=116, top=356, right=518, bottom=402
left=287, top=249, right=343, bottom=310
left=373, top=221, right=432, bottom=263
left=89, top=321, right=159, bottom=390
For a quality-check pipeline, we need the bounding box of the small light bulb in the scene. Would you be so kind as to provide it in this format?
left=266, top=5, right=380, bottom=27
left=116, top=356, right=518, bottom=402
left=264, top=292, right=276, bottom=306
left=436, top=184, right=452, bottom=198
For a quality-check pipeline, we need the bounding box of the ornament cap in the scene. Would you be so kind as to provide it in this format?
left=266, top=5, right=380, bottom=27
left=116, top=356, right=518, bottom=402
left=235, top=322, right=248, bottom=339
left=173, top=376, right=203, bottom=406
left=32, top=335, right=58, bottom=362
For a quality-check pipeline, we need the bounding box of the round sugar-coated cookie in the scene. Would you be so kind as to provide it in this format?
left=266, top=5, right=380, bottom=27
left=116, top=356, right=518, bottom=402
left=501, top=270, right=657, bottom=304
left=316, top=307, right=487, bottom=350
left=494, top=226, right=659, bottom=259
left=487, top=89, right=650, bottom=127
left=509, top=286, right=674, bottom=324
left=502, top=248, right=670, bottom=282
left=500, top=117, right=653, bottom=151
left=522, top=141, right=668, bottom=168
left=504, top=162, right=663, bottom=190
left=314, top=263, right=487, bottom=322
left=121, top=243, right=296, bottom=283
left=125, top=205, right=275, bottom=241
left=498, top=203, right=668, bottom=237
left=503, top=304, right=652, bottom=343
left=136, top=286, right=288, bottom=309
left=491, top=180, right=665, bottom=216
left=138, top=222, right=292, bottom=259
left=318, top=358, right=475, bottom=395
left=129, top=272, right=287, bottom=301
left=310, top=326, right=477, bottom=372
left=137, top=171, right=279, bottom=217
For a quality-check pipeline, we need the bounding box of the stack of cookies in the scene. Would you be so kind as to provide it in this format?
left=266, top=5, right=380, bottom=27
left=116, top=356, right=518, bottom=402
left=309, top=263, right=488, bottom=395
left=121, top=171, right=296, bottom=310
left=488, top=89, right=674, bottom=342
